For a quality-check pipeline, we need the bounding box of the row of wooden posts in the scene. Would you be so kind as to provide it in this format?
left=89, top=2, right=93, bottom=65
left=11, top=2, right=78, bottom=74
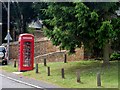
left=35, top=64, right=65, bottom=78
left=13, top=53, right=67, bottom=69
left=35, top=63, right=101, bottom=87
left=13, top=53, right=101, bottom=87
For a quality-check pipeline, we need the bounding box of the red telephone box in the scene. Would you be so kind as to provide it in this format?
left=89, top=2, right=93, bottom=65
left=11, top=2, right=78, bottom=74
left=18, top=34, right=34, bottom=72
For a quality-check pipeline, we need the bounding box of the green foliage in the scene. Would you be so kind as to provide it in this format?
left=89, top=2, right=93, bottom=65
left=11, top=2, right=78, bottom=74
left=43, top=3, right=79, bottom=53
left=96, top=21, right=113, bottom=48
left=43, top=2, right=100, bottom=53
left=32, top=2, right=48, bottom=20
left=27, top=27, right=35, bottom=34
left=40, top=2, right=119, bottom=56
left=110, top=52, right=120, bottom=60
left=111, top=18, right=120, bottom=51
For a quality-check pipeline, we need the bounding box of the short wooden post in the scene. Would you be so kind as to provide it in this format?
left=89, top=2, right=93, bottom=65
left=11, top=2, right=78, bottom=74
left=35, top=63, right=38, bottom=73
left=14, top=60, right=16, bottom=68
left=44, top=58, right=47, bottom=66
left=76, top=71, right=81, bottom=83
left=48, top=67, right=50, bottom=76
left=61, top=68, right=65, bottom=79
left=97, top=72, right=101, bottom=86
left=64, top=54, right=67, bottom=63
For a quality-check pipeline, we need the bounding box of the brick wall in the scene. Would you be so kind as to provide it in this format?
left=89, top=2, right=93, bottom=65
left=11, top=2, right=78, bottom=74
left=8, top=39, right=84, bottom=62
left=5, top=30, right=85, bottom=62
left=9, top=42, right=19, bottom=59
left=33, top=30, right=45, bottom=41
left=35, top=39, right=84, bottom=62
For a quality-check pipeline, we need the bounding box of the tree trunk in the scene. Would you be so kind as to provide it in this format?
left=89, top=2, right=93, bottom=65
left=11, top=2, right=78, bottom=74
left=103, top=43, right=110, bottom=65
left=12, top=28, right=16, bottom=41
left=19, top=14, right=24, bottom=34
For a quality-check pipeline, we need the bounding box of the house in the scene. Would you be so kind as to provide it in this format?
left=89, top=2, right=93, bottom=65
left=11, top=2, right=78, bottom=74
left=28, top=19, right=43, bottom=30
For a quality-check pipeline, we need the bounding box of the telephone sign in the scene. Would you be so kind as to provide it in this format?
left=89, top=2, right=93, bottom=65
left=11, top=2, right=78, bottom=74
left=18, top=34, right=34, bottom=72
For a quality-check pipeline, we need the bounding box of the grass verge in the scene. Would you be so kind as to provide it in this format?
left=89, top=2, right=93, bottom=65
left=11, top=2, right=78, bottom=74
left=1, top=60, right=118, bottom=88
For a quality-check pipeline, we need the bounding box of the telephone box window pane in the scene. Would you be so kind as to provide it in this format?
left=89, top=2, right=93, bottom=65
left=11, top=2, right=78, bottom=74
left=23, top=41, right=31, bottom=67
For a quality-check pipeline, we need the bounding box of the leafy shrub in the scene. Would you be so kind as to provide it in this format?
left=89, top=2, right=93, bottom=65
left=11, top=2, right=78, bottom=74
left=27, top=27, right=35, bottom=34
left=110, top=52, right=120, bottom=60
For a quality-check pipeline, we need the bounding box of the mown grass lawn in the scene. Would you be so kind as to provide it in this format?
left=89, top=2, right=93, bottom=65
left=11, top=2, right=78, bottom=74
left=1, top=60, right=119, bottom=88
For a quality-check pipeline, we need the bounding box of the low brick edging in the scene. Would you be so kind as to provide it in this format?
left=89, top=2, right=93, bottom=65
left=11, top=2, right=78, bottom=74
left=35, top=50, right=66, bottom=63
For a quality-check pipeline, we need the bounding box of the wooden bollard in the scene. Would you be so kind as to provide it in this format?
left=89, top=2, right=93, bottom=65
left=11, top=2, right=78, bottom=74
left=44, top=58, right=47, bottom=66
left=76, top=71, right=81, bottom=83
left=61, top=68, right=65, bottom=79
left=48, top=67, right=50, bottom=76
left=35, top=63, right=38, bottom=73
left=97, top=72, right=101, bottom=86
left=14, top=60, right=16, bottom=68
left=64, top=54, right=67, bottom=63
